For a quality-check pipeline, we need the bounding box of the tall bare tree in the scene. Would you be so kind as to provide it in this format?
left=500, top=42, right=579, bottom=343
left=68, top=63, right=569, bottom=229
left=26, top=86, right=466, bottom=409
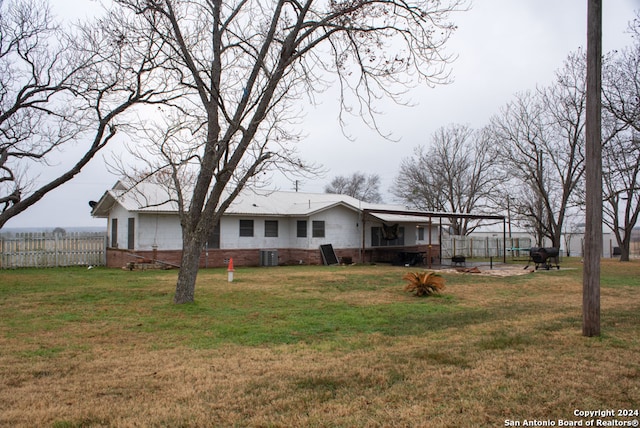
left=489, top=51, right=588, bottom=249
left=325, top=172, right=382, bottom=203
left=602, top=132, right=640, bottom=261
left=0, top=0, right=168, bottom=228
left=603, top=11, right=640, bottom=133
left=111, top=0, right=465, bottom=304
left=392, top=124, right=500, bottom=235
left=601, top=12, right=640, bottom=261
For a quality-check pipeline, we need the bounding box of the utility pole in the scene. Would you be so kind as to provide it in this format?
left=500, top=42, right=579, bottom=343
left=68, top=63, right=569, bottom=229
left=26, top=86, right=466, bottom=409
left=583, top=0, right=602, bottom=337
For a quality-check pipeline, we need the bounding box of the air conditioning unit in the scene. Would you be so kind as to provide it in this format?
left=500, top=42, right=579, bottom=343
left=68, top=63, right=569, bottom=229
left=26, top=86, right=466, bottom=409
left=259, top=250, right=278, bottom=266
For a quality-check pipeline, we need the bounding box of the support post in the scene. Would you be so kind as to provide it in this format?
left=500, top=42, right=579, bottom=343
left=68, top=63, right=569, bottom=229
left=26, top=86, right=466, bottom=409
left=361, top=211, right=366, bottom=264
left=583, top=0, right=602, bottom=337
left=503, top=218, right=507, bottom=263
left=428, top=216, right=432, bottom=269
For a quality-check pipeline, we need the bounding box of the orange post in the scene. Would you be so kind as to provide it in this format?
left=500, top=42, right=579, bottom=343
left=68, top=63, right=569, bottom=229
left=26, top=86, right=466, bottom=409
left=227, top=258, right=234, bottom=282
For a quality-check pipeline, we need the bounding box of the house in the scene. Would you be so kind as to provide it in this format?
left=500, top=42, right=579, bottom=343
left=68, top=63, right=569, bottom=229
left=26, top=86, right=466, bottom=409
left=90, top=180, right=443, bottom=268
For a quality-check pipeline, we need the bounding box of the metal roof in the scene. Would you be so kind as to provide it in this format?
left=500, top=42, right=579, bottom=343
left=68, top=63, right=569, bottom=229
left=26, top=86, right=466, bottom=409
left=91, top=180, right=408, bottom=218
left=364, top=208, right=505, bottom=222
left=91, top=181, right=505, bottom=226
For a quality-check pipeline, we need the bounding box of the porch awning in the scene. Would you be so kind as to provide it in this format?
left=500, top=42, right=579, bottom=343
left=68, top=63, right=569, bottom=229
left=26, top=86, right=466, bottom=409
left=368, top=212, right=435, bottom=224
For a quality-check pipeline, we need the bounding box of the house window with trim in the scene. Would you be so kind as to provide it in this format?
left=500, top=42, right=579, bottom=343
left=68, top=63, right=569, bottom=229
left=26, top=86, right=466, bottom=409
left=265, top=220, right=278, bottom=237
left=297, top=220, right=307, bottom=238
left=312, top=220, right=325, bottom=238
left=417, top=226, right=425, bottom=241
left=127, top=217, right=135, bottom=250
left=371, top=226, right=405, bottom=247
left=239, top=219, right=254, bottom=237
left=207, top=221, right=221, bottom=249
left=111, top=218, right=118, bottom=248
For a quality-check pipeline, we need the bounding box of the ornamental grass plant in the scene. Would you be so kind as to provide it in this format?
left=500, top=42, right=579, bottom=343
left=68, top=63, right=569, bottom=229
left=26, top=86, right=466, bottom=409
left=402, top=271, right=446, bottom=296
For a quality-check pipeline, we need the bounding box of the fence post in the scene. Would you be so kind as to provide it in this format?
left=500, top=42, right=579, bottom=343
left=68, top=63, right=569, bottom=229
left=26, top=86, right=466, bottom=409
left=102, top=232, right=111, bottom=267
left=485, top=236, right=488, bottom=258
left=55, top=233, right=59, bottom=267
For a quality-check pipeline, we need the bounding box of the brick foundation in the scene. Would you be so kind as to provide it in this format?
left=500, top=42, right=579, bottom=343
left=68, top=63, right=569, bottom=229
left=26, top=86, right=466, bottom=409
left=107, top=247, right=355, bottom=269
left=106, top=245, right=441, bottom=269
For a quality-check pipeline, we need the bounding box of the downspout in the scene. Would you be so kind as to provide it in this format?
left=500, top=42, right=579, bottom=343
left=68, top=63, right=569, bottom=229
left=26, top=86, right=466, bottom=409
left=428, top=215, right=432, bottom=269
left=439, top=217, right=443, bottom=263
left=361, top=210, right=366, bottom=264
left=503, top=217, right=507, bottom=263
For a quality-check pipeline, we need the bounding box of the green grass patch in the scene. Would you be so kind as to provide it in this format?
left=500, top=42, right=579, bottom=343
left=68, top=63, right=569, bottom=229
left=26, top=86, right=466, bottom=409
left=1, top=267, right=464, bottom=349
left=0, top=265, right=573, bottom=349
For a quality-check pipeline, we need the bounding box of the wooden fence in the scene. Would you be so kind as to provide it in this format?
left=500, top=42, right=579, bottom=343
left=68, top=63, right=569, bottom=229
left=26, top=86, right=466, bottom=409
left=441, top=236, right=532, bottom=260
left=0, top=232, right=107, bottom=268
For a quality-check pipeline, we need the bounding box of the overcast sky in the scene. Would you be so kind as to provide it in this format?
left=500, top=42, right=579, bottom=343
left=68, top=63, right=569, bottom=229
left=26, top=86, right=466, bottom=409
left=5, top=0, right=640, bottom=229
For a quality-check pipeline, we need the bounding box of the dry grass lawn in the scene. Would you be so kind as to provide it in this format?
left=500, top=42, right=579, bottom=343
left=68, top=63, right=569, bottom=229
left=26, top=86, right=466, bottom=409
left=0, top=259, right=638, bottom=427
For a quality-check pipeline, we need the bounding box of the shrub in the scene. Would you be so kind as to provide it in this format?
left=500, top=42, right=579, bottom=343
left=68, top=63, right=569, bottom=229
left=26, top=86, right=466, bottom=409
left=402, top=271, right=445, bottom=297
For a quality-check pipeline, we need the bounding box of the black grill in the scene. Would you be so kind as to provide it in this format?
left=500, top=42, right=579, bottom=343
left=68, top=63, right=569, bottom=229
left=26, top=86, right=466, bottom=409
left=526, top=247, right=560, bottom=270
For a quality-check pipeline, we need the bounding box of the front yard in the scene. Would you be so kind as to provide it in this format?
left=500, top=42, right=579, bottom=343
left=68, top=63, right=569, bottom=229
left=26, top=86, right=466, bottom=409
left=0, top=260, right=638, bottom=427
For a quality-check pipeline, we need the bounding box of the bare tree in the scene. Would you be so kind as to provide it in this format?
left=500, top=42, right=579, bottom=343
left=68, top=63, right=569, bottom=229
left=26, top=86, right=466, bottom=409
left=392, top=124, right=500, bottom=235
left=489, top=51, right=588, bottom=249
left=0, top=0, right=168, bottom=228
left=324, top=172, right=382, bottom=203
left=601, top=13, right=640, bottom=261
left=603, top=11, right=640, bottom=133
left=111, top=0, right=465, bottom=304
left=602, top=132, right=640, bottom=261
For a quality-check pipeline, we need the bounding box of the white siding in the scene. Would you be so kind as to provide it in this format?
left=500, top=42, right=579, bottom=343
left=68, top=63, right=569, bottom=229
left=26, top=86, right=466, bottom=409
left=414, top=225, right=440, bottom=245
left=109, top=210, right=184, bottom=251
left=109, top=204, right=135, bottom=249
left=309, top=206, right=361, bottom=248
left=105, top=202, right=437, bottom=252
left=137, top=214, right=183, bottom=250
left=219, top=207, right=364, bottom=250
left=287, top=218, right=309, bottom=249
left=227, top=217, right=294, bottom=249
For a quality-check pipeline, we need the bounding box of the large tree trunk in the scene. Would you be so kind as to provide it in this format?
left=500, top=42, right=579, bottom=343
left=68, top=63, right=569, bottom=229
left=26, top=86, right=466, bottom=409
left=620, top=233, right=632, bottom=262
left=620, top=246, right=630, bottom=262
left=174, top=233, right=203, bottom=304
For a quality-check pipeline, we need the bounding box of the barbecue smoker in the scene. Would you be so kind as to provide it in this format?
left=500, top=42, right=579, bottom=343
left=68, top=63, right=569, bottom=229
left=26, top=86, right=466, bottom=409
left=525, top=247, right=560, bottom=270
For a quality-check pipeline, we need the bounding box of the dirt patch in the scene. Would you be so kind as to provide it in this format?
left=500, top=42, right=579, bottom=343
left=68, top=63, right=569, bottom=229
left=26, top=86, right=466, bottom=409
left=439, top=264, right=535, bottom=277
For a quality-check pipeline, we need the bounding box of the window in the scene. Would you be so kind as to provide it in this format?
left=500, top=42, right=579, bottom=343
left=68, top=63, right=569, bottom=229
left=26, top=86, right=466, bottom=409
left=207, top=221, right=220, bottom=249
left=127, top=217, right=135, bottom=250
left=312, top=220, right=325, bottom=238
left=239, top=219, right=254, bottom=237
left=297, top=220, right=307, bottom=238
left=111, top=218, right=118, bottom=248
left=265, top=220, right=278, bottom=237
left=417, top=226, right=425, bottom=241
left=371, top=226, right=405, bottom=247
